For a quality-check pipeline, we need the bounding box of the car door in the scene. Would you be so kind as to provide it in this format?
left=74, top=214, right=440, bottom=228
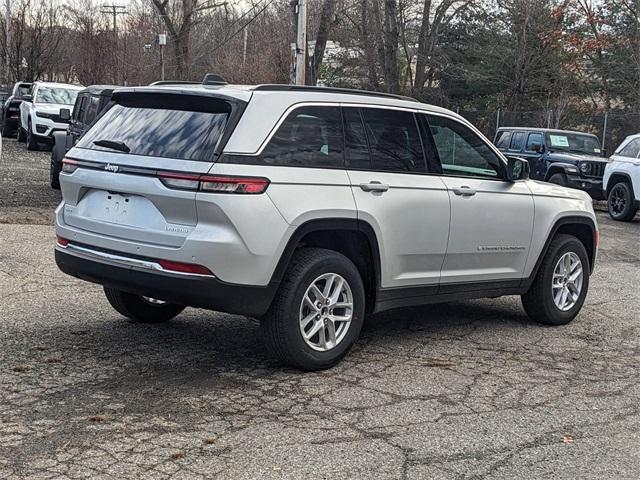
left=422, top=113, right=534, bottom=286
left=345, top=106, right=450, bottom=290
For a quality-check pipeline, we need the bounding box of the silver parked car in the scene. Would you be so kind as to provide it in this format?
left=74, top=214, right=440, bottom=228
left=55, top=83, right=598, bottom=370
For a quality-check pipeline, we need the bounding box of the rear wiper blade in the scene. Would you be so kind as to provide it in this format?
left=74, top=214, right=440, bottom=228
left=93, top=139, right=130, bottom=153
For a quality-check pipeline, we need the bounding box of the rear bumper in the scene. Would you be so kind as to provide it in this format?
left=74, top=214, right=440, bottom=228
left=55, top=246, right=277, bottom=318
left=566, top=175, right=604, bottom=200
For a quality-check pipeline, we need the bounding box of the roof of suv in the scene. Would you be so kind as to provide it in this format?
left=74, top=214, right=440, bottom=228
left=497, top=126, right=599, bottom=138
left=111, top=83, right=470, bottom=155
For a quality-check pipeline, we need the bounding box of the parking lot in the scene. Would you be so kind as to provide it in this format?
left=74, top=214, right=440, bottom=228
left=1, top=137, right=639, bottom=479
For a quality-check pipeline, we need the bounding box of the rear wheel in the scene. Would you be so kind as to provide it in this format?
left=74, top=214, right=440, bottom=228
left=17, top=126, right=26, bottom=142
left=548, top=173, right=568, bottom=186
left=607, top=182, right=637, bottom=222
left=522, top=234, right=589, bottom=326
left=50, top=153, right=61, bottom=189
left=261, top=248, right=365, bottom=371
left=103, top=287, right=185, bottom=323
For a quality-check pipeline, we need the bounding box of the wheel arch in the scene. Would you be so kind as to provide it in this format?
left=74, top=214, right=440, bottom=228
left=525, top=215, right=597, bottom=289
left=544, top=162, right=577, bottom=181
left=269, top=218, right=381, bottom=314
left=606, top=172, right=635, bottom=198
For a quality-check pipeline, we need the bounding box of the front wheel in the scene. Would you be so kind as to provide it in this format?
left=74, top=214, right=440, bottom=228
left=26, top=121, right=39, bottom=150
left=548, top=173, right=568, bottom=186
left=103, top=287, right=185, bottom=323
left=522, top=234, right=589, bottom=326
left=261, top=248, right=365, bottom=371
left=607, top=182, right=638, bottom=222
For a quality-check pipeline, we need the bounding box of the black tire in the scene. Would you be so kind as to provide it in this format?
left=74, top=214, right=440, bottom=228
left=17, top=126, right=26, bottom=142
left=50, top=153, right=61, bottom=189
left=607, top=182, right=638, bottom=222
left=261, top=248, right=365, bottom=371
left=103, top=287, right=185, bottom=323
left=26, top=120, right=39, bottom=150
left=548, top=173, right=568, bottom=186
left=522, top=234, right=590, bottom=326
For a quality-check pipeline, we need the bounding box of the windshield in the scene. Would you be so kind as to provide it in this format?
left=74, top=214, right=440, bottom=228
left=545, top=132, right=601, bottom=155
left=77, top=103, right=230, bottom=161
left=36, top=87, right=79, bottom=105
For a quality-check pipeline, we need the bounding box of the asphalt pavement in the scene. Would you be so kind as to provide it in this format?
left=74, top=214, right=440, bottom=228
left=1, top=138, right=639, bottom=479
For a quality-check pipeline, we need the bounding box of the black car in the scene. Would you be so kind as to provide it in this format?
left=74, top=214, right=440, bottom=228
left=2, top=82, right=32, bottom=137
left=50, top=85, right=116, bottom=189
left=494, top=127, right=607, bottom=199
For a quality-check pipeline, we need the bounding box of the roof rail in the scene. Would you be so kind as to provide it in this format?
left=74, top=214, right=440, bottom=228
left=149, top=80, right=200, bottom=86
left=251, top=84, right=417, bottom=102
left=202, top=73, right=227, bottom=86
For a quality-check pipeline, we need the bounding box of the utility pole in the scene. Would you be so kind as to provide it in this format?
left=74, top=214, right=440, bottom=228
left=101, top=4, right=126, bottom=84
left=5, top=0, right=10, bottom=88
left=242, top=27, right=248, bottom=69
left=293, top=0, right=307, bottom=85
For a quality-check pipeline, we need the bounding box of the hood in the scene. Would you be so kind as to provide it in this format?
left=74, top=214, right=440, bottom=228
left=546, top=151, right=606, bottom=163
left=33, top=103, right=74, bottom=113
left=526, top=179, right=593, bottom=202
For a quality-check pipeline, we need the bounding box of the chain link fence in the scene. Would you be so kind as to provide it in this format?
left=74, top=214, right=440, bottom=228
left=458, top=109, right=640, bottom=154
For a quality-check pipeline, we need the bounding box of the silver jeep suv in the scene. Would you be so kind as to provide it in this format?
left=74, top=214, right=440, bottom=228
left=55, top=84, right=598, bottom=370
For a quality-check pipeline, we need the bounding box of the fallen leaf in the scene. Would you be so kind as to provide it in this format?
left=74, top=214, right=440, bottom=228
left=562, top=434, right=574, bottom=444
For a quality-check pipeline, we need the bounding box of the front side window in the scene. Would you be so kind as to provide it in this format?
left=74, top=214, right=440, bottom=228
left=261, top=106, right=343, bottom=168
left=618, top=139, right=640, bottom=159
left=360, top=108, right=425, bottom=173
left=526, top=132, right=544, bottom=151
left=72, top=95, right=86, bottom=122
left=36, top=87, right=79, bottom=105
left=83, top=96, right=101, bottom=125
left=426, top=115, right=504, bottom=179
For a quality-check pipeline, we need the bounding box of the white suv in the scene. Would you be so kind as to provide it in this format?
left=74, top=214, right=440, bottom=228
left=19, top=82, right=83, bottom=150
left=603, top=133, right=640, bottom=221
left=54, top=84, right=598, bottom=370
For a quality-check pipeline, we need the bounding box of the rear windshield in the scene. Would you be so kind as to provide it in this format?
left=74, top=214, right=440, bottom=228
left=76, top=97, right=231, bottom=162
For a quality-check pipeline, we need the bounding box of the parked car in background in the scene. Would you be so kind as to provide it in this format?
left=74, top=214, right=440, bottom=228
left=55, top=83, right=598, bottom=370
left=2, top=82, right=32, bottom=137
left=603, top=133, right=640, bottom=221
left=50, top=85, right=116, bottom=189
left=494, top=127, right=607, bottom=199
left=18, top=82, right=83, bottom=150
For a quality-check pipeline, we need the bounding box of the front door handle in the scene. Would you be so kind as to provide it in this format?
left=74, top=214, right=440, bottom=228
left=452, top=186, right=477, bottom=197
left=360, top=181, right=389, bottom=193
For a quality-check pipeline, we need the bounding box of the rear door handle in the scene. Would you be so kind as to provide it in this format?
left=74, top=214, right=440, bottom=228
left=452, top=186, right=477, bottom=197
left=360, top=181, right=389, bottom=192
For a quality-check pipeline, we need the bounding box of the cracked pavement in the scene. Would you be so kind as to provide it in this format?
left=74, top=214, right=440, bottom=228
left=1, top=138, right=640, bottom=479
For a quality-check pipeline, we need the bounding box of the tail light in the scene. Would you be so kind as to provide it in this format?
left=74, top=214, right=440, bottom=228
left=62, top=158, right=79, bottom=173
left=159, top=172, right=269, bottom=194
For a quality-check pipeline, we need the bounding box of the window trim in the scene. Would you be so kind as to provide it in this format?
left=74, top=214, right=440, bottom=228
left=224, top=102, right=508, bottom=176
left=509, top=131, right=526, bottom=152
left=524, top=131, right=544, bottom=153
left=422, top=112, right=509, bottom=181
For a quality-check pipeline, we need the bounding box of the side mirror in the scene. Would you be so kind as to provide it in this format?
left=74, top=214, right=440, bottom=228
left=507, top=156, right=530, bottom=181
left=59, top=108, right=71, bottom=121
left=531, top=143, right=544, bottom=153
left=22, top=94, right=32, bottom=103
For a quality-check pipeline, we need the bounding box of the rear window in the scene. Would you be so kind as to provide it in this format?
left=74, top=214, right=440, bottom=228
left=76, top=97, right=231, bottom=162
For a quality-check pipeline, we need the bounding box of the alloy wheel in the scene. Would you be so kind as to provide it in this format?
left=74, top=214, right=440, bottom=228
left=609, top=185, right=627, bottom=216
left=551, top=252, right=584, bottom=311
left=299, top=273, right=353, bottom=352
